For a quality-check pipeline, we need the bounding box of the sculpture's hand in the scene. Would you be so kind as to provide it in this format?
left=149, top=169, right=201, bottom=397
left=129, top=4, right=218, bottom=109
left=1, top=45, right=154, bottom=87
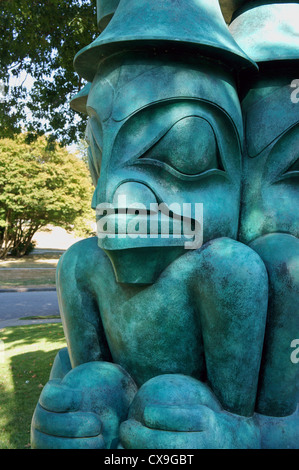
left=31, top=378, right=105, bottom=449
left=119, top=374, right=261, bottom=450
left=120, top=404, right=261, bottom=449
left=31, top=362, right=137, bottom=449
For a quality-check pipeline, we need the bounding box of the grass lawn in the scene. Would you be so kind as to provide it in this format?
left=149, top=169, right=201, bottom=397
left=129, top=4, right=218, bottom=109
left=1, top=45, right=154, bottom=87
left=0, top=255, right=60, bottom=269
left=0, top=323, right=67, bottom=449
left=0, top=252, right=60, bottom=288
left=0, top=269, right=56, bottom=288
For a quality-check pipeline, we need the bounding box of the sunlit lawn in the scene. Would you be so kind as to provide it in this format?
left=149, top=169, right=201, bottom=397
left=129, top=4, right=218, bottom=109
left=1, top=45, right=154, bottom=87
left=0, top=252, right=60, bottom=288
left=0, top=256, right=59, bottom=269
left=0, top=269, right=56, bottom=288
left=0, top=324, right=66, bottom=449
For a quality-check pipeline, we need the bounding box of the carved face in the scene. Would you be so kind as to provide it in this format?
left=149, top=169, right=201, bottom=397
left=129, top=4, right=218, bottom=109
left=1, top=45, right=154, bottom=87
left=85, top=53, right=243, bottom=282
left=239, top=77, right=299, bottom=244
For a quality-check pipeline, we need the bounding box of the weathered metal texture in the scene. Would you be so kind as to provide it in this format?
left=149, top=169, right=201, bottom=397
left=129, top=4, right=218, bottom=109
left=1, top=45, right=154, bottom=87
left=74, top=0, right=256, bottom=82
left=97, top=0, right=120, bottom=31
left=69, top=82, right=91, bottom=114
left=32, top=0, right=299, bottom=451
left=232, top=3, right=299, bottom=446
left=230, top=2, right=299, bottom=63
left=97, top=0, right=249, bottom=27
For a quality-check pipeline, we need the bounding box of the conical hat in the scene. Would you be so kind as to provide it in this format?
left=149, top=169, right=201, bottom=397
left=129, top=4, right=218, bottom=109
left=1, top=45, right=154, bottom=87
left=97, top=1, right=248, bottom=30
left=74, top=0, right=257, bottom=82
left=230, top=1, right=299, bottom=64
left=97, top=0, right=120, bottom=31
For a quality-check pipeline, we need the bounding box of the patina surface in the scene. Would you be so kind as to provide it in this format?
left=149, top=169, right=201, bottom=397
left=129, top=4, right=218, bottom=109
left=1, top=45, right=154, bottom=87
left=31, top=0, right=299, bottom=449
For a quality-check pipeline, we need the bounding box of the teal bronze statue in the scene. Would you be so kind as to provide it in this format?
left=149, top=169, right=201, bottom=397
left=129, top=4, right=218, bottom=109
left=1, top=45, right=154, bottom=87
left=31, top=0, right=299, bottom=449
left=229, top=1, right=299, bottom=448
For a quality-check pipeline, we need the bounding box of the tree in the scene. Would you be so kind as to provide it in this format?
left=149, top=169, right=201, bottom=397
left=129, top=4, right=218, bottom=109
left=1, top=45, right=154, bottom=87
left=0, top=0, right=97, bottom=145
left=0, top=134, right=95, bottom=258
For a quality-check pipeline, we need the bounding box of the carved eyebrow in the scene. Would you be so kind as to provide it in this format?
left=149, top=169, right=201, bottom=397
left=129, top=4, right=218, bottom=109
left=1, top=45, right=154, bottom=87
left=126, top=116, right=199, bottom=163
left=264, top=124, right=299, bottom=184
left=245, top=85, right=299, bottom=158
left=113, top=106, right=218, bottom=166
left=282, top=156, right=299, bottom=177
left=287, top=157, right=299, bottom=171
left=111, top=64, right=243, bottom=143
left=275, top=158, right=299, bottom=183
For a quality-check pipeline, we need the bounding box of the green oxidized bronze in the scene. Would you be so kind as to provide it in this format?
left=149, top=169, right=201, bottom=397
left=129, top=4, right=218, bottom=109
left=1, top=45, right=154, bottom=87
left=31, top=0, right=299, bottom=449
left=230, top=1, right=299, bottom=448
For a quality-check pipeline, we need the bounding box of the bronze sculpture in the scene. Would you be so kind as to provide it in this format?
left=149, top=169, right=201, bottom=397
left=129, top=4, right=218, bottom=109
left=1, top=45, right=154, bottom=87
left=31, top=0, right=298, bottom=449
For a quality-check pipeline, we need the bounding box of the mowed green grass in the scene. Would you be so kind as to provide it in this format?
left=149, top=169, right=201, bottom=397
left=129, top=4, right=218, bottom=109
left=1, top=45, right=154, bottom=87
left=0, top=269, right=56, bottom=288
left=0, top=324, right=67, bottom=449
left=0, top=252, right=60, bottom=288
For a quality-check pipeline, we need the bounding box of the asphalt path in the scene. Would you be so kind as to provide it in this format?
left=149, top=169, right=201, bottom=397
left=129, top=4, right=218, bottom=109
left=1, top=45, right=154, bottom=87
left=0, top=290, right=61, bottom=328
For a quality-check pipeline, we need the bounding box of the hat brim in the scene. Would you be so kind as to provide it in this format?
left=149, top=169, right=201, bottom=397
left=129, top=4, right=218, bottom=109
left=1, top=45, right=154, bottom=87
left=230, top=3, right=299, bottom=64
left=75, top=0, right=257, bottom=81
left=74, top=37, right=257, bottom=82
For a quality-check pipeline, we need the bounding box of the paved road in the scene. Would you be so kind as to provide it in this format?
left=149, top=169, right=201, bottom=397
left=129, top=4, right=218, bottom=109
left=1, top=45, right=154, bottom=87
left=0, top=290, right=61, bottom=328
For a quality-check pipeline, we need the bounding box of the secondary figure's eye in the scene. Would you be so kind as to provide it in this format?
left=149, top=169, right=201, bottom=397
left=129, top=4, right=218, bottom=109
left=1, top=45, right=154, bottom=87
left=141, top=116, right=219, bottom=175
left=286, top=157, right=299, bottom=173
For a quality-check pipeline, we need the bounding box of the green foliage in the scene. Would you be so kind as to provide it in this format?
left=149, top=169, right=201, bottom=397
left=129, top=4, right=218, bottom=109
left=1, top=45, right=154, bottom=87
left=0, top=134, right=94, bottom=258
left=0, top=0, right=97, bottom=145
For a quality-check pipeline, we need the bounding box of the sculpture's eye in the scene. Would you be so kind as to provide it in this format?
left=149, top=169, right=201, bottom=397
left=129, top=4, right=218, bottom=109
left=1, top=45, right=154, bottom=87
left=285, top=157, right=299, bottom=173
left=140, top=117, right=220, bottom=175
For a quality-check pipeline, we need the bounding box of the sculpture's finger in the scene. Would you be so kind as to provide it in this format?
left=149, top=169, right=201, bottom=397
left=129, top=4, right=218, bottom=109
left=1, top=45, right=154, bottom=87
left=143, top=404, right=216, bottom=432
left=31, top=428, right=105, bottom=450
left=120, top=419, right=207, bottom=449
left=33, top=403, right=102, bottom=438
left=39, top=379, right=82, bottom=412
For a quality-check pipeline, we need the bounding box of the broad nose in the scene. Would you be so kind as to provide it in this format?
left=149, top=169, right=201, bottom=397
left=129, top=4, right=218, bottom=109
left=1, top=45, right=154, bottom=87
left=112, top=182, right=158, bottom=209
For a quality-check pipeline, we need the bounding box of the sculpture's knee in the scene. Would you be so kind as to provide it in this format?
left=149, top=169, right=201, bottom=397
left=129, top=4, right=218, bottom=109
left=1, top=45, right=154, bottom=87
left=197, top=237, right=268, bottom=294
left=194, top=237, right=269, bottom=333
left=250, top=234, right=299, bottom=291
left=56, top=237, right=99, bottom=288
left=250, top=233, right=299, bottom=345
left=250, top=234, right=299, bottom=417
left=194, top=238, right=269, bottom=416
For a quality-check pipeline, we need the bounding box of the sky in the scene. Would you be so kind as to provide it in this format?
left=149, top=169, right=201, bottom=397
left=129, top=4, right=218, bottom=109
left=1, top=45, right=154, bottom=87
left=6, top=70, right=80, bottom=154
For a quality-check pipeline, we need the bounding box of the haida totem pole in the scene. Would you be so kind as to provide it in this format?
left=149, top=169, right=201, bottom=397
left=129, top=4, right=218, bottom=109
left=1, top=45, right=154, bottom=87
left=31, top=0, right=299, bottom=449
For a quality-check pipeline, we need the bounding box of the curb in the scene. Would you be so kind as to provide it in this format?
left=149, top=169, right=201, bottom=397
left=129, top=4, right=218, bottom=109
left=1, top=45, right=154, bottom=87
left=0, top=317, right=62, bottom=328
left=0, top=287, right=57, bottom=293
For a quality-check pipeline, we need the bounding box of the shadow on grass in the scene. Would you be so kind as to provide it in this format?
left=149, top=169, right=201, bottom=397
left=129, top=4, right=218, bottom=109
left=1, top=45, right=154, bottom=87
left=4, top=349, right=63, bottom=449
left=1, top=324, right=64, bottom=353
left=0, top=324, right=66, bottom=448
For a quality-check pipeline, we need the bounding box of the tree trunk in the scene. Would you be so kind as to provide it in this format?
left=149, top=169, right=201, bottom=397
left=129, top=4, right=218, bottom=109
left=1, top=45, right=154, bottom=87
left=0, top=210, right=13, bottom=259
